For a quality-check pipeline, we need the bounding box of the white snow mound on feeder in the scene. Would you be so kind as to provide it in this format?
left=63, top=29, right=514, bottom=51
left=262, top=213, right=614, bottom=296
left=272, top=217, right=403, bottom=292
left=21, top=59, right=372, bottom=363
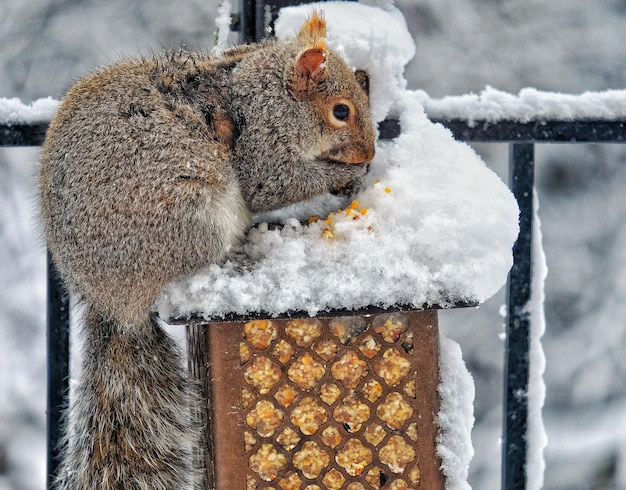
left=156, top=1, right=519, bottom=320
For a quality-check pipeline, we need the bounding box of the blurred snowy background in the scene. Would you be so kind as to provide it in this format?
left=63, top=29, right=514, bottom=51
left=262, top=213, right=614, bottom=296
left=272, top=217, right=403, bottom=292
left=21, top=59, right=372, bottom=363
left=2, top=0, right=626, bottom=489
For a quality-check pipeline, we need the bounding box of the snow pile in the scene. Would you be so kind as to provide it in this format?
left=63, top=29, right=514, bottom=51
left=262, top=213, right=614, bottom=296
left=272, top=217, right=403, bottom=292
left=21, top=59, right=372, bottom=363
left=437, top=335, right=475, bottom=490
left=157, top=2, right=519, bottom=320
left=157, top=4, right=519, bottom=487
left=416, top=86, right=626, bottom=126
left=0, top=97, right=59, bottom=124
left=526, top=194, right=548, bottom=490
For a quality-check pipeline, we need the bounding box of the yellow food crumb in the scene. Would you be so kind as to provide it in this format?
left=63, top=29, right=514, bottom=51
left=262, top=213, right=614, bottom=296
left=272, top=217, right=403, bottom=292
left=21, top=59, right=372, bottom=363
left=310, top=194, right=374, bottom=238
left=384, top=187, right=392, bottom=193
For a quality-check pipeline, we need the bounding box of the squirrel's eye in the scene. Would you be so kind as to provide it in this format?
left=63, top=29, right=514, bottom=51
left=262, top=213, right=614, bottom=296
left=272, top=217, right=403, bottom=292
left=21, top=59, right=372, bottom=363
left=333, top=104, right=350, bottom=121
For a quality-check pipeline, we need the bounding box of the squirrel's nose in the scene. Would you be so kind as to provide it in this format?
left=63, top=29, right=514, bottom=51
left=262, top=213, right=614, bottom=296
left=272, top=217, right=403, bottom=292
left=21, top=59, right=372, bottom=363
left=363, top=145, right=375, bottom=163
left=346, top=145, right=375, bottom=164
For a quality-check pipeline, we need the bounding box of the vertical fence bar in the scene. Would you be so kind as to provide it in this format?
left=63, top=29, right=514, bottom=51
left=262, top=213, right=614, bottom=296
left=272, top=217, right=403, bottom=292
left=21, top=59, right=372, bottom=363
left=46, top=252, right=70, bottom=488
left=241, top=0, right=357, bottom=43
left=502, top=143, right=535, bottom=489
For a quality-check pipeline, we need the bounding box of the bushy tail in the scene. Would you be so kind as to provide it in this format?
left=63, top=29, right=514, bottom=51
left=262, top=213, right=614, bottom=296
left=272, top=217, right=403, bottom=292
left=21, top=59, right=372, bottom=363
left=54, top=307, right=199, bottom=490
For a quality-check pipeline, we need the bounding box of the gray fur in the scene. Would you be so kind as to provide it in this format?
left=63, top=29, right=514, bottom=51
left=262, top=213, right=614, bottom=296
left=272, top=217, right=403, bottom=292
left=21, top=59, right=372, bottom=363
left=39, top=18, right=375, bottom=489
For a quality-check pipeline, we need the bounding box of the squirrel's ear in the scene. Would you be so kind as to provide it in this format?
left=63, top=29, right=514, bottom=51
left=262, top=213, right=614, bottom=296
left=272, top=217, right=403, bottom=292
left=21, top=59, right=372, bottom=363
left=290, top=12, right=329, bottom=99
left=297, top=11, right=327, bottom=43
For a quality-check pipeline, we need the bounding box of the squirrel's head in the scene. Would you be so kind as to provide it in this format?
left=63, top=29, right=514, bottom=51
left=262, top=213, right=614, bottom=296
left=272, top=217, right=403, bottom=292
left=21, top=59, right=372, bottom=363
left=289, top=12, right=376, bottom=166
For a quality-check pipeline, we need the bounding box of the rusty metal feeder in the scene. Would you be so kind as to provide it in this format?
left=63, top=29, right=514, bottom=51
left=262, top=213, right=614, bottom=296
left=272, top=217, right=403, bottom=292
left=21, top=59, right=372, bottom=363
left=187, top=308, right=446, bottom=489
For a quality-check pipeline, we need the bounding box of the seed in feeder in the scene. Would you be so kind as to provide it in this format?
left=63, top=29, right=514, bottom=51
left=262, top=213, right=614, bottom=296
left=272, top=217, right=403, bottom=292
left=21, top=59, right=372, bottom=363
left=331, top=351, right=368, bottom=390
left=242, top=387, right=255, bottom=409
left=272, top=339, right=296, bottom=364
left=321, top=469, right=345, bottom=489
left=403, top=379, right=416, bottom=399
left=389, top=480, right=411, bottom=489
left=313, top=339, right=338, bottom=361
left=320, top=425, right=342, bottom=449
left=379, top=435, right=416, bottom=474
left=401, top=331, right=414, bottom=354
left=372, top=313, right=409, bottom=343
left=374, top=348, right=412, bottom=387
left=408, top=466, right=421, bottom=485
left=335, top=438, right=373, bottom=476
left=244, top=319, right=278, bottom=350
left=245, top=399, right=284, bottom=438
left=365, top=466, right=386, bottom=489
left=244, top=430, right=257, bottom=452
left=285, top=318, right=322, bottom=347
left=363, top=423, right=387, bottom=447
left=290, top=396, right=327, bottom=435
left=406, top=422, right=418, bottom=442
left=361, top=379, right=383, bottom=403
left=319, top=382, right=341, bottom=406
left=347, top=483, right=366, bottom=490
left=276, top=427, right=301, bottom=451
left=292, top=441, right=330, bottom=479
left=246, top=474, right=257, bottom=490
left=376, top=392, right=414, bottom=430
left=278, top=471, right=302, bottom=490
left=274, top=383, right=298, bottom=408
left=358, top=334, right=382, bottom=359
left=287, top=354, right=325, bottom=390
left=240, top=343, right=253, bottom=364
left=329, top=316, right=367, bottom=345
left=332, top=394, right=370, bottom=433
left=248, top=443, right=286, bottom=482
left=244, top=356, right=282, bottom=394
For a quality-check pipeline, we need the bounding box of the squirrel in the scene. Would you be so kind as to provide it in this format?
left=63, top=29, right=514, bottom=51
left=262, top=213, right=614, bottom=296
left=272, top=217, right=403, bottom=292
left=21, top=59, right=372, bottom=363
left=39, top=12, right=375, bottom=490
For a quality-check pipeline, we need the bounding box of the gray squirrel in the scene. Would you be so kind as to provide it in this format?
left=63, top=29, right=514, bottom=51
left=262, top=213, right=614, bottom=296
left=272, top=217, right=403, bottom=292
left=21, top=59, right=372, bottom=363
left=39, top=13, right=375, bottom=489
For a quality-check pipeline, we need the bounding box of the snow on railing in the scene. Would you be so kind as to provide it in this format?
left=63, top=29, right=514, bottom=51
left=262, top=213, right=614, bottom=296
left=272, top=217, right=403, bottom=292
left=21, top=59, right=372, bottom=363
left=417, top=86, right=626, bottom=126
left=0, top=97, right=58, bottom=146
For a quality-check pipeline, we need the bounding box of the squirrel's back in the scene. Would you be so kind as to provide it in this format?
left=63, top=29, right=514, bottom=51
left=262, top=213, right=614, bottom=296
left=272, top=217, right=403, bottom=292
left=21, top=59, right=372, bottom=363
left=40, top=53, right=252, bottom=326
left=40, top=12, right=375, bottom=489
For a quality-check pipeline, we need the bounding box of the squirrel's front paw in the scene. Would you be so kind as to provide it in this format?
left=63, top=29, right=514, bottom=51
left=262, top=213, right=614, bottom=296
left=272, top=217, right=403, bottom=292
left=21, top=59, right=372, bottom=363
left=331, top=176, right=364, bottom=198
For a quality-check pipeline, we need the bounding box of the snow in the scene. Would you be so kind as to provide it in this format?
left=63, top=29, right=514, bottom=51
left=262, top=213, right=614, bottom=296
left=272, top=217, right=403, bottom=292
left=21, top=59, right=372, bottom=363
left=0, top=147, right=47, bottom=490
left=0, top=97, right=59, bottom=124
left=416, top=86, right=626, bottom=126
left=212, top=0, right=234, bottom=53
left=157, top=3, right=519, bottom=322
left=437, top=335, right=475, bottom=490
left=526, top=193, right=548, bottom=490
left=3, top=1, right=626, bottom=489
left=157, top=89, right=519, bottom=319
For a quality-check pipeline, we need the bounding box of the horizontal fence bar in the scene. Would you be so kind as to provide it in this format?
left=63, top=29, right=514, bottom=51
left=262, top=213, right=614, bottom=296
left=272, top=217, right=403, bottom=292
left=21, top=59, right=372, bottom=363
left=0, top=123, right=48, bottom=146
left=431, top=118, right=626, bottom=143
left=4, top=118, right=626, bottom=147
